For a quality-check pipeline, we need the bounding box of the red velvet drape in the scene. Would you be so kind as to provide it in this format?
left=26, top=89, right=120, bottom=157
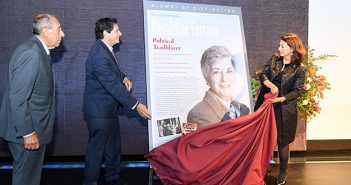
left=145, top=93, right=277, bottom=185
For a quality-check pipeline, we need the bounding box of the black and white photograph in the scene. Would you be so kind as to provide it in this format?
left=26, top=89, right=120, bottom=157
left=157, top=117, right=181, bottom=137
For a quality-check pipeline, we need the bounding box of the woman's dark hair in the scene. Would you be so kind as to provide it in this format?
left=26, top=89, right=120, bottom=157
left=95, top=17, right=118, bottom=39
left=280, top=33, right=306, bottom=65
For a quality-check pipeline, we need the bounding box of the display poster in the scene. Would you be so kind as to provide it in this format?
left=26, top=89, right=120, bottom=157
left=143, top=0, right=253, bottom=150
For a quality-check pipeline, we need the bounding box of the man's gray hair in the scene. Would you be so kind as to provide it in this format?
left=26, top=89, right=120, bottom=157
left=33, top=14, right=53, bottom=35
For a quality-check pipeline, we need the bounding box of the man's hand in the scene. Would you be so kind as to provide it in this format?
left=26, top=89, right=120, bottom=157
left=123, top=77, right=133, bottom=91
left=23, top=132, right=40, bottom=150
left=136, top=103, right=152, bottom=120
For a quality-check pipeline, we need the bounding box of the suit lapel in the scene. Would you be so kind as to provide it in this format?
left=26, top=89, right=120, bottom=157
left=98, top=40, right=120, bottom=71
left=31, top=36, right=50, bottom=62
left=203, top=91, right=229, bottom=120
left=31, top=36, right=54, bottom=87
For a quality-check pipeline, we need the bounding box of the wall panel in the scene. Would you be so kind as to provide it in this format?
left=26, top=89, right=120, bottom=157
left=0, top=0, right=308, bottom=156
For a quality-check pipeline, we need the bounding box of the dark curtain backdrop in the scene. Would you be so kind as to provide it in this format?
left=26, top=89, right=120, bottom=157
left=0, top=0, right=308, bottom=156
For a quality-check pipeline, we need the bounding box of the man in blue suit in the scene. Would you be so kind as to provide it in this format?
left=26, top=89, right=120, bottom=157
left=0, top=14, right=65, bottom=185
left=82, top=17, right=151, bottom=185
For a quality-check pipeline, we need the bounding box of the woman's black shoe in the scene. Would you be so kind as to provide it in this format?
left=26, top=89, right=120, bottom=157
left=277, top=170, right=288, bottom=185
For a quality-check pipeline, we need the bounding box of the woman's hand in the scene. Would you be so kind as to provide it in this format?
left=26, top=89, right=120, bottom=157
left=270, top=96, right=286, bottom=103
left=269, top=85, right=279, bottom=93
left=263, top=80, right=278, bottom=93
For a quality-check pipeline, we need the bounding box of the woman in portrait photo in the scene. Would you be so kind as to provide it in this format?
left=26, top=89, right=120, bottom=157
left=187, top=46, right=250, bottom=128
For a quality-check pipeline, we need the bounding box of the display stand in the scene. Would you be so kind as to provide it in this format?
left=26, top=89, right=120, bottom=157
left=148, top=167, right=160, bottom=185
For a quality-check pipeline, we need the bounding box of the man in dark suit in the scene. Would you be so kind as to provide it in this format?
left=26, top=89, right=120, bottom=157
left=83, top=17, right=151, bottom=185
left=0, top=14, right=64, bottom=185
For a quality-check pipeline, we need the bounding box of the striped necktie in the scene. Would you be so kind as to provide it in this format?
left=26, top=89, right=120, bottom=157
left=222, top=101, right=241, bottom=120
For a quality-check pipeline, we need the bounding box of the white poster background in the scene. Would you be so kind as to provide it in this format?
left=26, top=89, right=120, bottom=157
left=143, top=1, right=252, bottom=150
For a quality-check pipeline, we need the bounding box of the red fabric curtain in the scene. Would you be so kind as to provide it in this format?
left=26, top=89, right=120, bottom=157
left=145, top=93, right=277, bottom=185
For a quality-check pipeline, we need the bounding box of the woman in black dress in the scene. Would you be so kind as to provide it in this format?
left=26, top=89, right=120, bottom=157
left=255, top=33, right=306, bottom=185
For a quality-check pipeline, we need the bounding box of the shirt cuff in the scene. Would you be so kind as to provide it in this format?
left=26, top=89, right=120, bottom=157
left=132, top=101, right=139, bottom=109
left=23, top=132, right=35, bottom=138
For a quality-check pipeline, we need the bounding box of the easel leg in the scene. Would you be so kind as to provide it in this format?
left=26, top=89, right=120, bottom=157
left=148, top=167, right=153, bottom=185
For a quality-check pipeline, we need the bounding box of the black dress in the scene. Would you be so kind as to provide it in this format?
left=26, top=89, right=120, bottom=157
left=271, top=68, right=284, bottom=147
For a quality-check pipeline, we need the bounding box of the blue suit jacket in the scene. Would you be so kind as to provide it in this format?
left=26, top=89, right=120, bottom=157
left=83, top=40, right=137, bottom=119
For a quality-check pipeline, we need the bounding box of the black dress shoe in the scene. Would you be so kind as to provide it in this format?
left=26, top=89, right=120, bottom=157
left=106, top=178, right=128, bottom=185
left=277, top=170, right=288, bottom=185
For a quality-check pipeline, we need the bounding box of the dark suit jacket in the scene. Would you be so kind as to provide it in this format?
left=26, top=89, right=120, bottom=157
left=0, top=36, right=55, bottom=144
left=83, top=40, right=137, bottom=119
